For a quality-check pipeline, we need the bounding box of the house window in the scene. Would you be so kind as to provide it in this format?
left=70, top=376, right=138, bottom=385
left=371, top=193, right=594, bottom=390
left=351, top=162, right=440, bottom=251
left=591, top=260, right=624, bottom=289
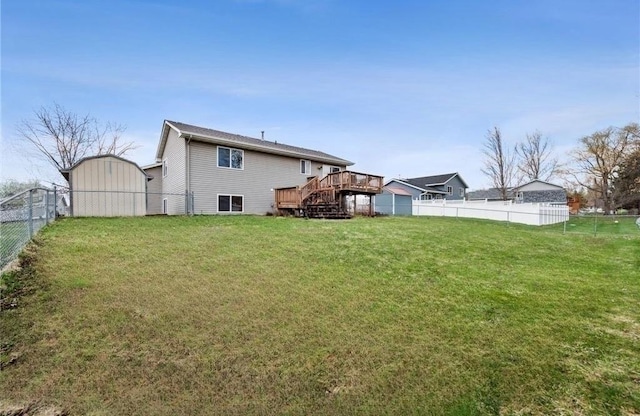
left=447, top=186, right=453, bottom=195
left=420, top=194, right=432, bottom=201
left=459, top=188, right=465, bottom=197
left=435, top=194, right=443, bottom=200
left=218, top=195, right=244, bottom=213
left=218, top=146, right=244, bottom=170
left=330, top=166, right=341, bottom=173
left=300, top=160, right=311, bottom=174
left=162, top=198, right=168, bottom=214
left=162, top=159, right=168, bottom=177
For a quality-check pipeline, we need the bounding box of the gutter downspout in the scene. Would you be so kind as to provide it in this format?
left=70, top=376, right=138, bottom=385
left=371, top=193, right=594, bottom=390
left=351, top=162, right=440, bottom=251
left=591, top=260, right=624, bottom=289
left=186, top=134, right=192, bottom=214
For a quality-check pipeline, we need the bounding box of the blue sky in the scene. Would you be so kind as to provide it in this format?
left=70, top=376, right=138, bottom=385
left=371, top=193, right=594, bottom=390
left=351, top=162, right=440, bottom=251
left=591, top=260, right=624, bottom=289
left=2, top=0, right=638, bottom=190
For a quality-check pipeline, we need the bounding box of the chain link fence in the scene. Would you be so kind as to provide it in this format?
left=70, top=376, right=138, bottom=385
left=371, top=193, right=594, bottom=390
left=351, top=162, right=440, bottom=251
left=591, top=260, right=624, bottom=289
left=557, top=214, right=640, bottom=236
left=1, top=187, right=58, bottom=269
left=68, top=190, right=194, bottom=217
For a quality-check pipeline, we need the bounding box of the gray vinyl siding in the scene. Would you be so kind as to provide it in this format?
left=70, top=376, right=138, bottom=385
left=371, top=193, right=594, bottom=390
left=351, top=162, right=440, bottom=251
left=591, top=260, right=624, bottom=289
left=443, top=176, right=467, bottom=200
left=144, top=166, right=163, bottom=215
left=188, top=140, right=337, bottom=215
left=161, top=128, right=187, bottom=214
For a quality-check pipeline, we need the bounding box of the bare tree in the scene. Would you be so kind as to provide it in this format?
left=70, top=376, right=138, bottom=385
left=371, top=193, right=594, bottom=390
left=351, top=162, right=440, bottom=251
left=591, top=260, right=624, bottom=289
left=566, top=122, right=639, bottom=214
left=515, top=131, right=559, bottom=183
left=481, top=126, right=516, bottom=200
left=16, top=103, right=136, bottom=184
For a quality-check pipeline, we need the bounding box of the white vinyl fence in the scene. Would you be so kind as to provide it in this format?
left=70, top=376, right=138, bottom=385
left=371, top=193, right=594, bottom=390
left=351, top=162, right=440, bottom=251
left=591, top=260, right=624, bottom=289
left=412, top=199, right=569, bottom=226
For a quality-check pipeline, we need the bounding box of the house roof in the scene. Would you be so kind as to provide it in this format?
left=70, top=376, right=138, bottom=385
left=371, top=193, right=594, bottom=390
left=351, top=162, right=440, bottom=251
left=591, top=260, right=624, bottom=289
left=401, top=172, right=469, bottom=189
left=141, top=162, right=162, bottom=170
left=383, top=185, right=413, bottom=196
left=60, top=154, right=149, bottom=181
left=156, top=120, right=354, bottom=166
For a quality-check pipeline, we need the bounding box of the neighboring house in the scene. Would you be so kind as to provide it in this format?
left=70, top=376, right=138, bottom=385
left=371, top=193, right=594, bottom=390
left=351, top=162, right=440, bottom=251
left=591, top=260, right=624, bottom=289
left=60, top=154, right=148, bottom=217
left=141, top=162, right=163, bottom=215
left=513, top=180, right=566, bottom=204
left=154, top=120, right=353, bottom=215
left=468, top=180, right=566, bottom=204
left=382, top=173, right=468, bottom=202
left=466, top=188, right=511, bottom=201
left=375, top=185, right=413, bottom=216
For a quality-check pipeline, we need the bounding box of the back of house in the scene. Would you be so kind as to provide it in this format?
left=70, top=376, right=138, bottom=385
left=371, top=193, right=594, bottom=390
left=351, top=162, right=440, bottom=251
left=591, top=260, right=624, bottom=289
left=151, top=120, right=354, bottom=215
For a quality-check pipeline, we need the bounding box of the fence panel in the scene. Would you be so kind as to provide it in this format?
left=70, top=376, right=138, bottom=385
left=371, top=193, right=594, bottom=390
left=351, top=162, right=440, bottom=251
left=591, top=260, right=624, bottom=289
left=412, top=199, right=569, bottom=226
left=1, top=188, right=57, bottom=269
left=562, top=214, right=640, bottom=236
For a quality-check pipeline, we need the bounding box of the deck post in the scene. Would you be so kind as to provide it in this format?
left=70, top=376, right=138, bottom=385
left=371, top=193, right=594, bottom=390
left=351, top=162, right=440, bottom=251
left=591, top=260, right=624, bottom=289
left=353, top=194, right=357, bottom=216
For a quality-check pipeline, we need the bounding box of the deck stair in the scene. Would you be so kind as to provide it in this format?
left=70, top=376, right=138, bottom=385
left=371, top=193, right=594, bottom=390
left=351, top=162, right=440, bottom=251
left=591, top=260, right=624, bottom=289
left=275, top=170, right=384, bottom=219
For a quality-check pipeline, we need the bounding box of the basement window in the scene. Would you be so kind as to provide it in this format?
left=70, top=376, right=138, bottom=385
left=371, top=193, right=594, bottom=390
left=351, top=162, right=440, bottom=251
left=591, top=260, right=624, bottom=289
left=218, top=195, right=244, bottom=213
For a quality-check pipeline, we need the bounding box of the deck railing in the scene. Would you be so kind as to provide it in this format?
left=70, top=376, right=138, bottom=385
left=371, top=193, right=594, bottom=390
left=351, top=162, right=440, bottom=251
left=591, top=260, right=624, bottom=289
left=320, top=171, right=383, bottom=194
left=300, top=176, right=320, bottom=203
left=274, top=170, right=384, bottom=210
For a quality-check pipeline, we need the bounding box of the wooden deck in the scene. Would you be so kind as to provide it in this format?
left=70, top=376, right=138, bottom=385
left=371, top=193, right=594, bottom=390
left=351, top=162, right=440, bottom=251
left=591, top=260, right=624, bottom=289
left=275, top=170, right=384, bottom=218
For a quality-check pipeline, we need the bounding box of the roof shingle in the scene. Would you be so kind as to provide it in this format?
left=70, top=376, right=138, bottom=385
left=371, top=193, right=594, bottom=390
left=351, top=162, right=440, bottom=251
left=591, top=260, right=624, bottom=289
left=164, top=120, right=353, bottom=166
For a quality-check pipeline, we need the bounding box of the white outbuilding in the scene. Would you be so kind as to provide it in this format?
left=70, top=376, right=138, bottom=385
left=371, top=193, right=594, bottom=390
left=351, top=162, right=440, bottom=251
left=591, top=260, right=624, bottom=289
left=61, top=154, right=148, bottom=217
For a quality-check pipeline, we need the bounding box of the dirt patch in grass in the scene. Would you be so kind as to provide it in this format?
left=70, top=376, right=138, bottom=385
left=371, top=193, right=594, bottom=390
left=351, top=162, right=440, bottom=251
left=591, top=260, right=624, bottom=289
left=0, top=401, right=67, bottom=416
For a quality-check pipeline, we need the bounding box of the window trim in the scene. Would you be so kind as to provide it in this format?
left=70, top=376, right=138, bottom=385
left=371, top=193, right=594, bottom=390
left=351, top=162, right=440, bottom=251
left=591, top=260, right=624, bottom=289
left=162, top=198, right=168, bottom=214
left=217, top=194, right=244, bottom=213
left=330, top=166, right=341, bottom=173
left=447, top=185, right=453, bottom=195
left=459, top=187, right=465, bottom=197
left=217, top=146, right=244, bottom=170
left=162, top=159, right=168, bottom=178
left=300, top=159, right=311, bottom=175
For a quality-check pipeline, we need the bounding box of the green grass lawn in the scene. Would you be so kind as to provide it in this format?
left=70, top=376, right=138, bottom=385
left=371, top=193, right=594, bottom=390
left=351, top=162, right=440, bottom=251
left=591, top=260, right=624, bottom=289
left=1, top=216, right=639, bottom=415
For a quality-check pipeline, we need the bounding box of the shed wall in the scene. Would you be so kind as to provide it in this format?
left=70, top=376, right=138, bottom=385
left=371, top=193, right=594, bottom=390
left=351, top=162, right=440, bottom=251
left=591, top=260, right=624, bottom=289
left=375, top=192, right=412, bottom=215
left=71, top=156, right=146, bottom=216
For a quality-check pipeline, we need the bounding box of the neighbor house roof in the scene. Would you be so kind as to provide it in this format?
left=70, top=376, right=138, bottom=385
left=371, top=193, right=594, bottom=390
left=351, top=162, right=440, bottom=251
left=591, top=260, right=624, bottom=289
left=401, top=172, right=469, bottom=189
left=156, top=120, right=354, bottom=166
left=60, top=154, right=149, bottom=182
left=384, top=185, right=413, bottom=196
left=384, top=179, right=448, bottom=194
